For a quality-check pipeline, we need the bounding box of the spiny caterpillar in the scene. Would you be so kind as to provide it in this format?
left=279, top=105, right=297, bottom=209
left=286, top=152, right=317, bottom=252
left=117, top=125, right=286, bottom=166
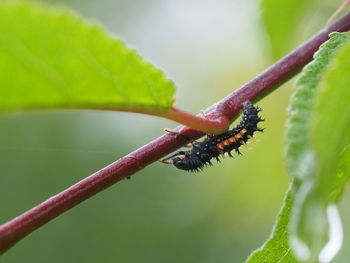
left=161, top=101, right=264, bottom=171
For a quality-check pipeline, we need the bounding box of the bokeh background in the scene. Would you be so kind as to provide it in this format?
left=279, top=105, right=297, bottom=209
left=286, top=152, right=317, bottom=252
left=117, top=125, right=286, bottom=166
left=1, top=0, right=349, bottom=262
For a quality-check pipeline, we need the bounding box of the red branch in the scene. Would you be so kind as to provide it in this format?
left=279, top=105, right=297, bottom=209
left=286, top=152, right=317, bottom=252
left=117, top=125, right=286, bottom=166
left=1, top=12, right=350, bottom=255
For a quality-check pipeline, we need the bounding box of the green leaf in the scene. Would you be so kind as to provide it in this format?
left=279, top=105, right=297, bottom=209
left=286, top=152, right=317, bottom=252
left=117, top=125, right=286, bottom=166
left=282, top=32, right=350, bottom=262
left=312, top=38, right=350, bottom=200
left=246, top=187, right=298, bottom=263
left=248, top=32, right=350, bottom=263
left=260, top=0, right=312, bottom=59
left=0, top=1, right=175, bottom=112
left=331, top=146, right=350, bottom=201
left=285, top=32, right=350, bottom=179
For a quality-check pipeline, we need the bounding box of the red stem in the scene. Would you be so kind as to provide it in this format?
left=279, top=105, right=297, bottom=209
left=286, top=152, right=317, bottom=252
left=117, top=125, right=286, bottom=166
left=2, top=12, right=350, bottom=255
left=100, top=105, right=230, bottom=134
left=163, top=106, right=230, bottom=134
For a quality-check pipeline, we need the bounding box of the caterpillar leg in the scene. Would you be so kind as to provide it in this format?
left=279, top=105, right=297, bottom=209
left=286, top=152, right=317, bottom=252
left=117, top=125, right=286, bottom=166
left=247, top=135, right=260, bottom=142
left=238, top=139, right=253, bottom=150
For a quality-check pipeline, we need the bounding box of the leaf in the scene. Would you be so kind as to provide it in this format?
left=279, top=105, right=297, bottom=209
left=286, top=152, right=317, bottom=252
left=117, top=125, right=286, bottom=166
left=285, top=32, right=350, bottom=179
left=312, top=38, right=350, bottom=200
left=260, top=0, right=312, bottom=59
left=282, top=32, right=350, bottom=262
left=247, top=32, right=350, bottom=263
left=0, top=1, right=176, bottom=113
left=246, top=187, right=298, bottom=263
left=330, top=146, right=350, bottom=202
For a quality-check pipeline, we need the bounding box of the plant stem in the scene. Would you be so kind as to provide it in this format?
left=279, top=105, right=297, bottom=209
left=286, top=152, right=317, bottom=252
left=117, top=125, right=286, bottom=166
left=2, top=12, right=350, bottom=255
left=101, top=105, right=231, bottom=134
left=163, top=106, right=230, bottom=134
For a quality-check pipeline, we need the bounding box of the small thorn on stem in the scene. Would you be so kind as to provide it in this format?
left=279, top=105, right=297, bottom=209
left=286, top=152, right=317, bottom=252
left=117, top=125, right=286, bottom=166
left=164, top=128, right=179, bottom=135
left=164, top=128, right=191, bottom=141
left=199, top=110, right=208, bottom=118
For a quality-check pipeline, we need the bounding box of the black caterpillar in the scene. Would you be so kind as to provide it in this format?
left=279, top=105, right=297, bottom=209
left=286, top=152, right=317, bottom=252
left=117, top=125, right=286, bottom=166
left=161, top=101, right=264, bottom=171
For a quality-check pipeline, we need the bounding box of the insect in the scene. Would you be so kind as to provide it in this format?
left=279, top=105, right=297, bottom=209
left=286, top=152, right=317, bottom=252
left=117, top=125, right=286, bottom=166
left=160, top=101, right=264, bottom=171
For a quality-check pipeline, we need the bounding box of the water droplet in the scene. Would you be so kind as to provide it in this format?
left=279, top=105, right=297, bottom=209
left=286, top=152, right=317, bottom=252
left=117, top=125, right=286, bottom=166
left=289, top=182, right=343, bottom=263
left=318, top=205, right=343, bottom=263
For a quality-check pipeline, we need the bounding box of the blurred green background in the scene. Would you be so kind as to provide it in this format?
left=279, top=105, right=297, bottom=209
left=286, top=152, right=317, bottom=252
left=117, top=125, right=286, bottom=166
left=1, top=0, right=349, bottom=262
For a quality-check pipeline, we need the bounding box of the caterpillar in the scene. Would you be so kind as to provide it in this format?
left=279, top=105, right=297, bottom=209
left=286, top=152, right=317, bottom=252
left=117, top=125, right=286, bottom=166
left=161, top=101, right=264, bottom=171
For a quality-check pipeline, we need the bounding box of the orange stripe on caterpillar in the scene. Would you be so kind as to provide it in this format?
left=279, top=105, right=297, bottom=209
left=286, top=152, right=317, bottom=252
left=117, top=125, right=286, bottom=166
left=160, top=101, right=265, bottom=171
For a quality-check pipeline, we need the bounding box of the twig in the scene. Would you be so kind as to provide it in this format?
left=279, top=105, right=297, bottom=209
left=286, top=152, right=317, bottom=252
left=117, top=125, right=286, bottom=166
left=1, top=11, right=350, bottom=255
